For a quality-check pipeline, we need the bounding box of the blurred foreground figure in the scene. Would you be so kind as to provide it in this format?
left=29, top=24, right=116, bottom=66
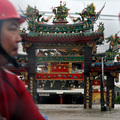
left=0, top=0, right=46, bottom=120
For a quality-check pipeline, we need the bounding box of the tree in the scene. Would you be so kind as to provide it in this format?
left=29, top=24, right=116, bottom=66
left=115, top=96, right=120, bottom=104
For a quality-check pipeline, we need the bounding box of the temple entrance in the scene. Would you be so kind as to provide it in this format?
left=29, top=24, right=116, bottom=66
left=37, top=93, right=83, bottom=104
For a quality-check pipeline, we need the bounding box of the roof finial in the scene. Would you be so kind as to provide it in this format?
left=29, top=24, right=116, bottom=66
left=60, top=1, right=62, bottom=6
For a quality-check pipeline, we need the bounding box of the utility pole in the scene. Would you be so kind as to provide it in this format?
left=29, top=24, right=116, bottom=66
left=100, top=57, right=106, bottom=111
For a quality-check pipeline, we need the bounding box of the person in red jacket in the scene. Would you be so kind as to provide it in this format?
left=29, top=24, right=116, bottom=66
left=0, top=0, right=46, bottom=120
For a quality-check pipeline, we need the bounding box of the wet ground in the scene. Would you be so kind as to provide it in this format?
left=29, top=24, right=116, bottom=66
left=38, top=104, right=120, bottom=120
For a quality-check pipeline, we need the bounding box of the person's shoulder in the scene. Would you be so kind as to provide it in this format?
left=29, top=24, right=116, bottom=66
left=3, top=68, right=15, bottom=75
left=2, top=68, right=27, bottom=95
left=2, top=68, right=21, bottom=83
left=2, top=68, right=18, bottom=80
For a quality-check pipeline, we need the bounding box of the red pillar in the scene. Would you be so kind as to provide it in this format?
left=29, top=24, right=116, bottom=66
left=60, top=95, right=63, bottom=104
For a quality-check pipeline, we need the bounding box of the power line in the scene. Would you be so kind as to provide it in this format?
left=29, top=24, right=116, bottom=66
left=71, top=0, right=119, bottom=2
left=18, top=10, right=119, bottom=18
left=96, top=17, right=115, bottom=20
left=100, top=14, right=119, bottom=17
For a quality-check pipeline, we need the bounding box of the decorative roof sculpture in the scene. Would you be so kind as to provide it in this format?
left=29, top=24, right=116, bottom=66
left=70, top=3, right=96, bottom=22
left=20, top=2, right=105, bottom=33
left=105, top=32, right=120, bottom=60
left=52, top=1, right=70, bottom=23
left=91, top=32, right=120, bottom=74
left=21, top=5, right=52, bottom=31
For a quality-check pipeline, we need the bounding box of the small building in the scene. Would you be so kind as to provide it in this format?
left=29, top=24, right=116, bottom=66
left=114, top=85, right=120, bottom=98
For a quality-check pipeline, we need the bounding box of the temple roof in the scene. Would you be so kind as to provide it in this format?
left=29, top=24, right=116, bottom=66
left=21, top=28, right=104, bottom=44
left=20, top=2, right=105, bottom=45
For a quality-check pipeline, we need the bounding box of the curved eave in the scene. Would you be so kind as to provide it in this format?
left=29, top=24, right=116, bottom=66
left=21, top=31, right=104, bottom=44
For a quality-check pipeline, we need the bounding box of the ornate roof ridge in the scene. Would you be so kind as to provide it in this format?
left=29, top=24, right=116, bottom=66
left=21, top=23, right=104, bottom=37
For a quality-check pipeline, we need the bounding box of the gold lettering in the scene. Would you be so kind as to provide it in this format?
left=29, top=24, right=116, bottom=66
left=86, top=100, right=89, bottom=103
left=109, top=103, right=112, bottom=107
left=86, top=93, right=89, bottom=96
left=86, top=103, right=89, bottom=108
left=30, top=90, right=33, bottom=93
left=30, top=86, right=33, bottom=89
left=109, top=93, right=112, bottom=96
left=109, top=90, right=112, bottom=92
left=86, top=96, right=89, bottom=99
left=30, top=80, right=33, bottom=83
left=86, top=90, right=89, bottom=93
left=86, top=84, right=89, bottom=87
left=87, top=80, right=89, bottom=83
left=109, top=97, right=112, bottom=100
left=87, top=86, right=89, bottom=90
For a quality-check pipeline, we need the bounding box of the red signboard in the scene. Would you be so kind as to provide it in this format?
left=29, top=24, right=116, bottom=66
left=92, top=80, right=106, bottom=86
left=51, top=62, right=69, bottom=73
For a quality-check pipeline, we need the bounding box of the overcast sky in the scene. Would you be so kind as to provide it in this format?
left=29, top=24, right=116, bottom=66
left=9, top=0, right=120, bottom=53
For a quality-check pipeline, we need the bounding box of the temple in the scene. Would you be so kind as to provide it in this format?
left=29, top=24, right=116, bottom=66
left=4, top=1, right=120, bottom=109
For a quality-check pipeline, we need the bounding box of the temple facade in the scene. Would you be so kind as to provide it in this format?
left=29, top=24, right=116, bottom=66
left=4, top=1, right=120, bottom=109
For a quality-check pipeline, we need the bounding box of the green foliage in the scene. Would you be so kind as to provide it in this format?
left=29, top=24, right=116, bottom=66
left=115, top=96, right=120, bottom=104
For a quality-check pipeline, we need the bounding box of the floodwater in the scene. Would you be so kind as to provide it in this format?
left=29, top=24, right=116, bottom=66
left=38, top=104, right=120, bottom=120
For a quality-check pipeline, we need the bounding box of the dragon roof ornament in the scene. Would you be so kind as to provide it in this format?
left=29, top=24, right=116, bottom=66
left=20, top=2, right=105, bottom=33
left=105, top=32, right=120, bottom=61
left=52, top=1, right=70, bottom=22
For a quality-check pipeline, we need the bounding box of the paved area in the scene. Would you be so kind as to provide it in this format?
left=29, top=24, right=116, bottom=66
left=38, top=104, right=120, bottom=120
